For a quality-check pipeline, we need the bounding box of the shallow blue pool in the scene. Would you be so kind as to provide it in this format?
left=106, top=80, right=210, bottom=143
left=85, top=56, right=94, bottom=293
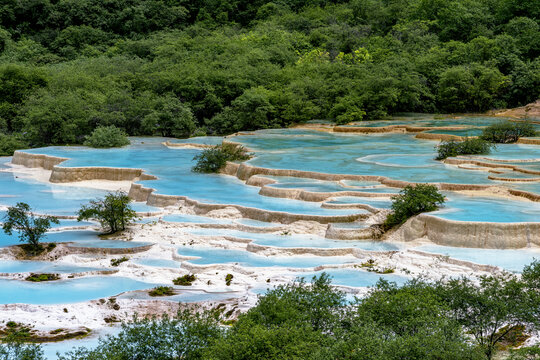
left=0, top=260, right=104, bottom=274
left=162, top=213, right=233, bottom=224
left=0, top=277, right=157, bottom=304
left=235, top=218, right=278, bottom=227
left=416, top=245, right=540, bottom=272
left=0, top=229, right=151, bottom=249
left=302, top=268, right=408, bottom=287
left=0, top=230, right=100, bottom=247
left=133, top=258, right=180, bottom=268
left=433, top=193, right=540, bottom=223
left=177, top=246, right=359, bottom=267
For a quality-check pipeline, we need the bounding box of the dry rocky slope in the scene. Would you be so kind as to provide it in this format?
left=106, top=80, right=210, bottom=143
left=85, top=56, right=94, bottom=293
left=495, top=99, right=540, bottom=119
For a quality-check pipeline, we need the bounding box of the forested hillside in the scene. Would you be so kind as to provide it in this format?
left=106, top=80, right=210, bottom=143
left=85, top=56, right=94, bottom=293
left=0, top=0, right=538, bottom=152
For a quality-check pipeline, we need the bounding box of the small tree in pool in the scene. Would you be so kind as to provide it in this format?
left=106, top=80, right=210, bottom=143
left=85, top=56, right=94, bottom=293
left=2, top=202, right=59, bottom=254
left=77, top=191, right=138, bottom=234
left=383, top=184, right=445, bottom=231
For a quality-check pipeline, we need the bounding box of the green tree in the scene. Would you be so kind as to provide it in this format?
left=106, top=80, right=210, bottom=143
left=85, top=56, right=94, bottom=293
left=192, top=143, right=251, bottom=173
left=0, top=332, right=44, bottom=360
left=355, top=279, right=483, bottom=360
left=58, top=310, right=222, bottom=360
left=383, top=184, right=445, bottom=230
left=437, top=262, right=540, bottom=359
left=0, top=133, right=29, bottom=156
left=141, top=94, right=195, bottom=138
left=2, top=202, right=59, bottom=254
left=77, top=191, right=138, bottom=234
left=0, top=65, right=48, bottom=132
left=83, top=125, right=130, bottom=148
left=481, top=121, right=537, bottom=143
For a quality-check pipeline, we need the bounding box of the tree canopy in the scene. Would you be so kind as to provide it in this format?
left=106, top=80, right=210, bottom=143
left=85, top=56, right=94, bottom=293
left=0, top=0, right=537, bottom=154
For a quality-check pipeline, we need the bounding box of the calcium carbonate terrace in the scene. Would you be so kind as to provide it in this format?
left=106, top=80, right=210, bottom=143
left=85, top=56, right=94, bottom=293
left=1, top=115, right=540, bottom=358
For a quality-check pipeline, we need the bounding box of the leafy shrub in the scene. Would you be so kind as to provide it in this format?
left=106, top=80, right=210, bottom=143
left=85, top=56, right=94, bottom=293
left=192, top=143, right=251, bottom=173
left=83, top=126, right=130, bottom=148
left=383, top=184, right=445, bottom=230
left=192, top=127, right=207, bottom=137
left=148, top=286, right=174, bottom=297
left=173, top=274, right=196, bottom=286
left=110, top=257, right=129, bottom=266
left=0, top=134, right=29, bottom=156
left=78, top=191, right=138, bottom=234
left=25, top=273, right=60, bottom=282
left=435, top=137, right=495, bottom=160
left=480, top=121, right=537, bottom=143
left=225, top=274, right=233, bottom=286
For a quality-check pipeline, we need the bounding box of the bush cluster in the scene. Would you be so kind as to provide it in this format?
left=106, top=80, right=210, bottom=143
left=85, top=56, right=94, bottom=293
left=83, top=126, right=130, bottom=148
left=173, top=274, right=196, bottom=286
left=25, top=273, right=60, bottom=282
left=192, top=143, right=251, bottom=173
left=435, top=138, right=495, bottom=160
left=480, top=121, right=538, bottom=143
left=383, top=184, right=445, bottom=230
left=148, top=286, right=174, bottom=297
left=110, top=257, right=129, bottom=267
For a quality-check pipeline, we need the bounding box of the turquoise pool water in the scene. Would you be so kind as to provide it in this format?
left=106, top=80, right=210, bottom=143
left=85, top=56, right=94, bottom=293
left=133, top=258, right=180, bottom=268
left=161, top=213, right=233, bottom=224
left=0, top=169, right=159, bottom=216
left=325, top=197, right=393, bottom=209
left=425, top=128, right=483, bottom=136
left=42, top=327, right=121, bottom=360
left=433, top=193, right=540, bottom=223
left=0, top=230, right=99, bottom=247
left=14, top=129, right=540, bottom=222
left=0, top=230, right=151, bottom=248
left=0, top=260, right=104, bottom=274
left=0, top=277, right=157, bottom=304
left=177, top=246, right=359, bottom=267
left=416, top=245, right=540, bottom=272
left=0, top=212, right=93, bottom=228
left=67, top=239, right=151, bottom=249
left=302, top=268, right=408, bottom=287
left=20, top=139, right=358, bottom=217
left=233, top=130, right=539, bottom=190
left=349, top=116, right=504, bottom=128
left=235, top=218, right=280, bottom=227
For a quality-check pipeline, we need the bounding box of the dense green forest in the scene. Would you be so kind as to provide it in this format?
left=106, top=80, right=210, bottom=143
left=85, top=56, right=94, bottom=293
left=0, top=0, right=539, bottom=153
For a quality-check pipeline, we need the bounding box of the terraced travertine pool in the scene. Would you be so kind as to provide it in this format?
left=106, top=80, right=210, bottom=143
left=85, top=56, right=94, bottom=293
left=1, top=115, right=540, bottom=358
